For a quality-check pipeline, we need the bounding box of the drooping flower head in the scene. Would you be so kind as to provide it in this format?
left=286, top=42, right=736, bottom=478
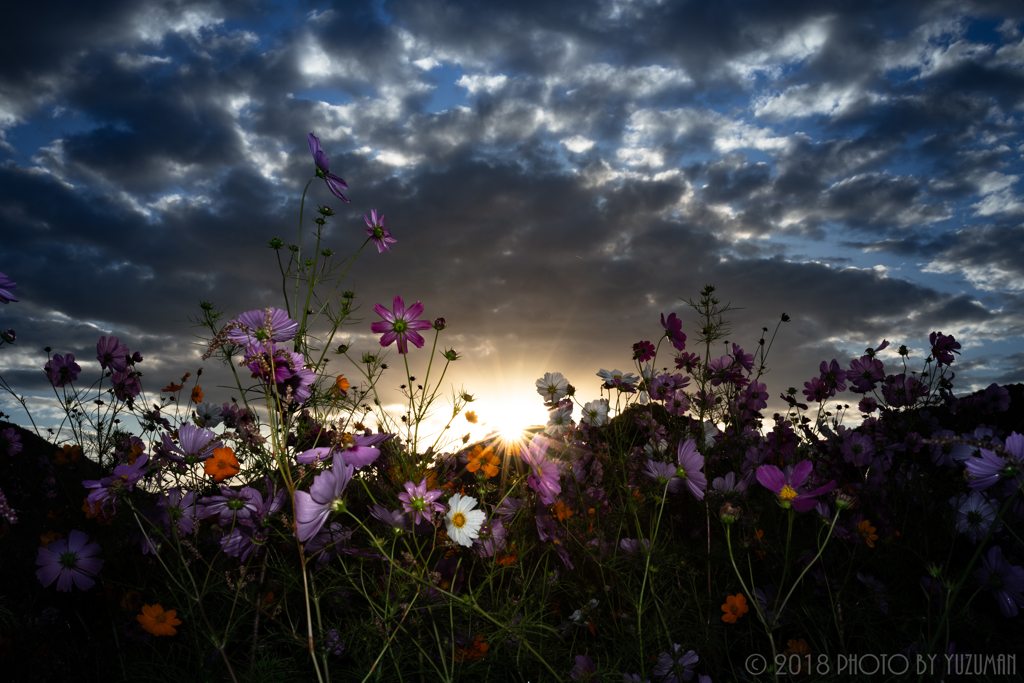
left=35, top=530, right=104, bottom=591
left=0, top=272, right=17, bottom=304
left=660, top=312, right=687, bottom=351
left=364, top=210, right=397, bottom=253
left=45, top=353, right=81, bottom=387
left=294, top=464, right=354, bottom=543
left=243, top=341, right=317, bottom=404
left=161, top=423, right=221, bottom=465
left=536, top=372, right=569, bottom=402
left=445, top=493, right=486, bottom=547
left=308, top=133, right=351, bottom=202
left=96, top=336, right=129, bottom=373
left=370, top=296, right=432, bottom=355
left=675, top=439, right=707, bottom=500
left=521, top=438, right=561, bottom=504
left=756, top=461, right=836, bottom=513
left=226, top=307, right=298, bottom=346
left=398, top=477, right=445, bottom=526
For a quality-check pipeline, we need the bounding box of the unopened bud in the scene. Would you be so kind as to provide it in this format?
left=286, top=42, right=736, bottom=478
left=719, top=502, right=741, bottom=524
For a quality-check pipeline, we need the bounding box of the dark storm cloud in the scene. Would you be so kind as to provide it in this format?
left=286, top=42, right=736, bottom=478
left=3, top=0, right=1024, bottom=429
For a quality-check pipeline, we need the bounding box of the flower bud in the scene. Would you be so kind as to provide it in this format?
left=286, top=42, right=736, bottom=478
left=268, top=237, right=284, bottom=250
left=719, top=502, right=741, bottom=524
left=433, top=317, right=447, bottom=330
left=317, top=205, right=335, bottom=216
left=835, top=490, right=855, bottom=510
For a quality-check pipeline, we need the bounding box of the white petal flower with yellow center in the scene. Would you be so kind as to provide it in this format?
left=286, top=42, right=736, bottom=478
left=444, top=493, right=486, bottom=547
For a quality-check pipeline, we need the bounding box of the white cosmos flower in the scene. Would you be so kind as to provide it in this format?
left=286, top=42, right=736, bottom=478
left=596, top=369, right=640, bottom=387
left=546, top=406, right=573, bottom=436
left=536, top=372, right=569, bottom=402
left=445, top=493, right=486, bottom=547
left=581, top=399, right=609, bottom=426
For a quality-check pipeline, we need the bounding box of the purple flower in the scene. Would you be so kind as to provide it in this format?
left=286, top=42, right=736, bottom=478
left=295, top=432, right=392, bottom=469
left=711, top=471, right=747, bottom=496
left=743, top=381, right=768, bottom=412
left=802, top=376, right=830, bottom=402
left=848, top=356, right=884, bottom=393
left=881, top=374, right=928, bottom=408
left=199, top=486, right=262, bottom=528
left=364, top=210, right=397, bottom=253
left=675, top=439, right=707, bottom=500
left=295, top=464, right=354, bottom=542
left=111, top=369, right=142, bottom=401
left=521, top=438, right=562, bottom=504
left=841, top=432, right=875, bottom=466
left=36, top=530, right=103, bottom=591
left=818, top=359, right=847, bottom=395
left=243, top=342, right=317, bottom=404
left=155, top=488, right=198, bottom=536
left=929, top=331, right=961, bottom=367
left=160, top=423, right=221, bottom=465
left=619, top=538, right=651, bottom=554
left=966, top=448, right=1011, bottom=491
left=632, top=340, right=655, bottom=362
left=731, top=343, right=754, bottom=373
left=660, top=312, right=687, bottom=351
left=756, top=461, right=836, bottom=513
left=44, top=353, right=82, bottom=387
left=308, top=133, right=351, bottom=202
left=96, top=336, right=129, bottom=373
left=953, top=491, right=998, bottom=544
left=0, top=272, right=17, bottom=304
left=0, top=487, right=17, bottom=524
left=226, top=307, right=299, bottom=346
left=83, top=454, right=150, bottom=512
left=369, top=504, right=408, bottom=532
left=397, top=477, right=445, bottom=525
left=1, top=428, right=22, bottom=457
left=643, top=460, right=681, bottom=493
left=653, top=644, right=698, bottom=682
left=858, top=396, right=878, bottom=414
left=370, top=296, right=433, bottom=355
left=570, top=654, right=598, bottom=681
left=975, top=545, right=1024, bottom=617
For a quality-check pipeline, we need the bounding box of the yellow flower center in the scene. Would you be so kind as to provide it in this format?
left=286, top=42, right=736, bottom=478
left=451, top=512, right=466, bottom=529
left=779, top=485, right=797, bottom=501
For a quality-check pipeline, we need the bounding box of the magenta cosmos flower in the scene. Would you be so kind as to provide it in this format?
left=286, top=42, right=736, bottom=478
left=397, top=477, right=445, bottom=525
left=45, top=353, right=82, bottom=387
left=243, top=342, right=317, bottom=404
left=226, top=307, right=298, bottom=346
left=160, top=423, right=221, bottom=465
left=96, top=336, right=129, bottom=373
left=308, top=133, right=351, bottom=202
left=36, top=530, right=104, bottom=591
left=521, top=438, right=561, bottom=504
left=364, top=210, right=397, bottom=253
left=0, top=272, right=17, bottom=304
left=371, top=296, right=433, bottom=355
left=660, top=312, right=687, bottom=351
left=675, top=438, right=707, bottom=500
left=756, top=460, right=836, bottom=513
left=295, top=432, right=393, bottom=469
left=295, top=464, right=354, bottom=542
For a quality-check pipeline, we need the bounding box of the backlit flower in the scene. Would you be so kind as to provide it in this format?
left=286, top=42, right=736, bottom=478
left=521, top=438, right=561, bottom=504
left=194, top=402, right=223, bottom=428
left=295, top=432, right=392, bottom=469
left=295, top=465, right=354, bottom=543
left=160, top=423, right=221, bottom=465
left=35, top=529, right=103, bottom=591
left=45, top=353, right=81, bottom=387
left=975, top=545, right=1024, bottom=617
left=675, top=438, right=707, bottom=501
left=660, top=312, right=687, bottom=351
left=204, top=446, right=240, bottom=483
left=1, top=428, right=22, bottom=457
left=137, top=604, right=182, bottom=636
left=466, top=445, right=499, bottom=478
left=597, top=369, right=639, bottom=388
left=0, top=272, right=17, bottom=304
left=243, top=342, right=317, bottom=404
left=581, top=399, right=608, bottom=426
left=364, top=210, right=397, bottom=253
left=370, top=296, right=432, bottom=355
left=929, top=331, right=961, bottom=367
left=756, top=461, right=836, bottom=513
left=398, top=477, right=445, bottom=526
left=721, top=593, right=749, bottom=623
left=632, top=340, right=655, bottom=362
left=536, top=372, right=569, bottom=402
left=445, top=493, right=486, bottom=547
left=226, top=307, right=298, bottom=346
left=546, top=405, right=572, bottom=436
left=308, top=133, right=351, bottom=202
left=653, top=644, right=698, bottom=682
left=465, top=410, right=478, bottom=424
left=96, top=336, right=129, bottom=373
left=954, top=491, right=999, bottom=544
left=644, top=460, right=681, bottom=493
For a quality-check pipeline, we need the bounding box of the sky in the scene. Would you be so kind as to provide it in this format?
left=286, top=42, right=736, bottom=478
left=2, top=0, right=1024, bottom=448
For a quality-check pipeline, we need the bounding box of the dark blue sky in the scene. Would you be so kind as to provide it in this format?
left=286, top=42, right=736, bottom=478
left=2, top=0, right=1023, bottom=438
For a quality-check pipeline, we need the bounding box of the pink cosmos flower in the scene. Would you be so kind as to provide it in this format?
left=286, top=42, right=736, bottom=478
left=45, top=353, right=81, bottom=387
left=36, top=530, right=103, bottom=592
left=160, top=423, right=221, bottom=465
left=521, top=438, right=561, bottom=504
left=756, top=461, right=836, bottom=513
left=660, top=312, right=687, bottom=351
left=308, top=133, right=351, bottom=202
left=397, top=477, right=445, bottom=525
left=96, top=336, right=129, bottom=373
left=370, top=296, right=433, bottom=355
left=929, top=331, right=961, bottom=367
left=632, top=340, right=655, bottom=362
left=226, top=307, right=298, bottom=346
left=364, top=210, right=397, bottom=253
left=295, top=433, right=392, bottom=469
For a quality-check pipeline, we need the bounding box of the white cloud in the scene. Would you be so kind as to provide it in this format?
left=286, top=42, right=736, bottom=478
left=755, top=82, right=883, bottom=119
left=456, top=73, right=509, bottom=94
left=561, top=135, right=595, bottom=153
left=727, top=16, right=831, bottom=80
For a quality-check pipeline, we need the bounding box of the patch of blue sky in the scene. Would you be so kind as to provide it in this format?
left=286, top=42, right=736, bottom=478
left=5, top=108, right=124, bottom=162
left=426, top=63, right=467, bottom=113
left=372, top=0, right=393, bottom=25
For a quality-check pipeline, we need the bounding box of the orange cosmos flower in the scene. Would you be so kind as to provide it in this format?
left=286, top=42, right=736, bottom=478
left=162, top=382, right=183, bottom=393
left=204, top=446, right=240, bottom=482
left=466, top=445, right=499, bottom=478
left=82, top=497, right=113, bottom=524
left=53, top=444, right=82, bottom=466
left=551, top=501, right=573, bottom=521
left=721, top=593, right=749, bottom=623
left=137, top=604, right=182, bottom=636
left=190, top=386, right=204, bottom=403
left=858, top=519, right=878, bottom=548
left=783, top=638, right=811, bottom=674
left=464, top=411, right=478, bottom=424
left=454, top=635, right=488, bottom=663
left=332, top=374, right=350, bottom=396
left=495, top=544, right=517, bottom=566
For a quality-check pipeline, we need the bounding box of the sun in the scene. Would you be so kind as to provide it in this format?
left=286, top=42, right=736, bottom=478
left=471, top=398, right=546, bottom=458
